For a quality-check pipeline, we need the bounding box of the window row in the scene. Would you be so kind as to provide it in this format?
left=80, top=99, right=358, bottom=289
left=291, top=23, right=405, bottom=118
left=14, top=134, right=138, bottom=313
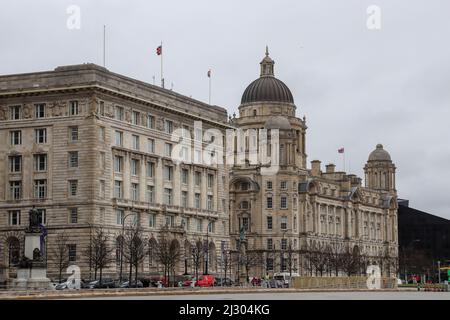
left=7, top=101, right=79, bottom=120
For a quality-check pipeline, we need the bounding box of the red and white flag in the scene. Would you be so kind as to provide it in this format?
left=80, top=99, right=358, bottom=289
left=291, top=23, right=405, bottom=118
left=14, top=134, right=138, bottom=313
left=156, top=45, right=162, bottom=56
left=338, top=147, right=345, bottom=154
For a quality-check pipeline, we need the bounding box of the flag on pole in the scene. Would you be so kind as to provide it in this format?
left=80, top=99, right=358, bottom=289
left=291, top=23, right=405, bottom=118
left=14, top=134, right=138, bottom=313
left=156, top=45, right=162, bottom=56
left=338, top=147, right=345, bottom=154
left=207, top=69, right=211, bottom=78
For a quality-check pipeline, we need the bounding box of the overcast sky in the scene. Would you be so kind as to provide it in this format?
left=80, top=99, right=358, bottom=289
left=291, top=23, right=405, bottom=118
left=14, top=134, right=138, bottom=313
left=1, top=0, right=449, bottom=217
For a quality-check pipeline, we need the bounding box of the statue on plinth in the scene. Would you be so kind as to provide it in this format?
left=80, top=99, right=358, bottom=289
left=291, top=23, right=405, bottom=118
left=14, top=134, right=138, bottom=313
left=28, top=206, right=40, bottom=233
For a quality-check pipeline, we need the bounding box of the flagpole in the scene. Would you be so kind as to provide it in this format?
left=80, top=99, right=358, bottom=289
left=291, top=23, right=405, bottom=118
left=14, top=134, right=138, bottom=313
left=343, top=150, right=346, bottom=172
left=103, top=25, right=106, bottom=67
left=209, top=70, right=212, bottom=105
left=160, top=41, right=164, bottom=88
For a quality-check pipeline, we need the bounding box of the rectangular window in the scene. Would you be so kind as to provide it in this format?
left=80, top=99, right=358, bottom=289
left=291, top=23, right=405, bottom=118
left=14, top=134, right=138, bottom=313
left=181, top=169, right=189, bottom=184
left=181, top=191, right=188, bottom=207
left=35, top=128, right=47, bottom=144
left=194, top=172, right=201, bottom=186
left=197, top=219, right=203, bottom=232
left=146, top=185, right=154, bottom=203
left=116, top=209, right=124, bottom=225
left=207, top=174, right=214, bottom=189
left=68, top=180, right=78, bottom=197
left=267, top=238, right=273, bottom=250
left=131, top=183, right=139, bottom=201
left=10, top=105, right=21, bottom=120
left=242, top=217, right=249, bottom=231
left=9, top=181, right=22, bottom=200
left=36, top=209, right=46, bottom=224
left=100, top=180, right=105, bottom=199
left=69, top=126, right=78, bottom=142
left=147, top=138, right=155, bottom=153
left=149, top=213, right=156, bottom=228
left=164, top=165, right=173, bottom=181
left=99, top=127, right=105, bottom=141
left=132, top=135, right=140, bottom=150
left=207, top=195, right=214, bottom=211
left=165, top=215, right=175, bottom=228
left=99, top=152, right=106, bottom=169
left=182, top=125, right=191, bottom=138
left=99, top=101, right=105, bottom=116
left=208, top=221, right=215, bottom=233
left=281, top=181, right=287, bottom=190
left=115, top=106, right=124, bottom=120
left=115, top=131, right=123, bottom=146
left=267, top=197, right=273, bottom=209
left=10, top=130, right=22, bottom=145
left=114, top=181, right=122, bottom=198
left=194, top=193, right=201, bottom=209
left=266, top=181, right=273, bottom=190
left=132, top=111, right=140, bottom=125
left=147, top=114, right=155, bottom=129
left=68, top=151, right=79, bottom=168
left=35, top=103, right=45, bottom=118
left=164, top=188, right=173, bottom=205
left=281, top=196, right=288, bottom=209
left=8, top=211, right=21, bottom=226
left=34, top=154, right=47, bottom=172
left=68, top=244, right=77, bottom=262
left=69, top=208, right=78, bottom=224
left=114, top=155, right=123, bottom=173
left=69, top=101, right=79, bottom=115
left=266, top=258, right=274, bottom=271
left=9, top=156, right=22, bottom=173
left=281, top=216, right=288, bottom=230
left=281, top=239, right=287, bottom=250
left=131, top=159, right=139, bottom=176
left=164, top=120, right=173, bottom=134
left=34, top=179, right=47, bottom=199
left=164, top=143, right=172, bottom=157
left=146, top=162, right=155, bottom=178
left=267, top=216, right=273, bottom=230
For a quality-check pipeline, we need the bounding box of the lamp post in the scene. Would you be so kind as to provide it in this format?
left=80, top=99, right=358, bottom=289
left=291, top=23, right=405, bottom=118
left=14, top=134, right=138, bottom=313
left=119, top=212, right=136, bottom=283
left=204, top=220, right=211, bottom=275
left=437, top=261, right=441, bottom=284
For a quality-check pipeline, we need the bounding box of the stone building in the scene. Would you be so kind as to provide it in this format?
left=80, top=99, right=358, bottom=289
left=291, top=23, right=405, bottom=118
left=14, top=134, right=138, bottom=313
left=0, top=49, right=399, bottom=282
left=229, top=49, right=399, bottom=278
left=0, top=64, right=231, bottom=280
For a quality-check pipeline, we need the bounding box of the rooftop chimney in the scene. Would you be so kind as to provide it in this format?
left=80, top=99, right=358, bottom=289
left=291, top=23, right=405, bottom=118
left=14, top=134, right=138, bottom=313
left=311, top=160, right=321, bottom=177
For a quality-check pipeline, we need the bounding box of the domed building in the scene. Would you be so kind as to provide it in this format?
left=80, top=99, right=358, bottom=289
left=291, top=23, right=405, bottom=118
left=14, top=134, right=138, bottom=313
left=229, top=49, right=399, bottom=281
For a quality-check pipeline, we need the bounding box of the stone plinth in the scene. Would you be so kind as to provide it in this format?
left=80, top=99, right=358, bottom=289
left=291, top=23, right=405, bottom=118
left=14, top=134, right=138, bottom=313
left=24, top=234, right=41, bottom=260
left=12, top=267, right=52, bottom=291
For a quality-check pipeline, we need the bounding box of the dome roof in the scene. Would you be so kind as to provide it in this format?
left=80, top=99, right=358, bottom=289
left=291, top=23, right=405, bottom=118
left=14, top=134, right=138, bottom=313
left=240, top=47, right=294, bottom=105
left=368, top=144, right=392, bottom=162
left=264, top=116, right=292, bottom=130
left=241, top=77, right=294, bottom=105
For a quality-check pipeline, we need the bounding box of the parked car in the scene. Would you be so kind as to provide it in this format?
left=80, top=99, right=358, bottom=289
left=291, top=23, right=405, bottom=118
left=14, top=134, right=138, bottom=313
left=87, top=278, right=116, bottom=289
left=196, top=275, right=215, bottom=287
left=119, top=280, right=143, bottom=288
left=214, top=277, right=234, bottom=287
left=274, top=272, right=299, bottom=287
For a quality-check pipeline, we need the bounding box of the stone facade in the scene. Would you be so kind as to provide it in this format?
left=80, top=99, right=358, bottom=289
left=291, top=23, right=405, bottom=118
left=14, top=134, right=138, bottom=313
left=0, top=53, right=399, bottom=282
left=0, top=64, right=231, bottom=280
left=228, top=50, right=398, bottom=278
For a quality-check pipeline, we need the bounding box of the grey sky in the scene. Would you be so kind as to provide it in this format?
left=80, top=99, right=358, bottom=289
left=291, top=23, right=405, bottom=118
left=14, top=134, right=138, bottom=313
left=1, top=0, right=449, bottom=217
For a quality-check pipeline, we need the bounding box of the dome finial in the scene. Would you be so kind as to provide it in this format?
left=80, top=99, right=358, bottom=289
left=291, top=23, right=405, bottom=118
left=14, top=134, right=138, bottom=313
left=260, top=47, right=275, bottom=77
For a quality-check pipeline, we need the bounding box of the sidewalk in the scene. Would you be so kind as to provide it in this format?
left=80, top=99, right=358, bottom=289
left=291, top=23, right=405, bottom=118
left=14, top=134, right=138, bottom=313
left=0, top=287, right=405, bottom=300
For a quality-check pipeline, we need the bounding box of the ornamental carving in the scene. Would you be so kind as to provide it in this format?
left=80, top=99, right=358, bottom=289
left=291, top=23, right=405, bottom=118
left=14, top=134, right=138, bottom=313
left=23, top=104, right=32, bottom=118
left=50, top=101, right=65, bottom=117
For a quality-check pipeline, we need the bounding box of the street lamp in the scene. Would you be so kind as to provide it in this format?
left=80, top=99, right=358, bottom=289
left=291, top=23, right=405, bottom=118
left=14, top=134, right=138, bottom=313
left=437, top=261, right=441, bottom=284
left=119, top=212, right=136, bottom=283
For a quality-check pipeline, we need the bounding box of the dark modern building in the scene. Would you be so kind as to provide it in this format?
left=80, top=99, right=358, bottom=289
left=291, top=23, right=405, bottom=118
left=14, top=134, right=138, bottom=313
left=398, top=199, right=450, bottom=282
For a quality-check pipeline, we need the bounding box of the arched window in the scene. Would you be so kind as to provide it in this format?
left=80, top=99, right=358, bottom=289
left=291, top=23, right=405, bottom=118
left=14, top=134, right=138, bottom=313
left=8, top=237, right=20, bottom=267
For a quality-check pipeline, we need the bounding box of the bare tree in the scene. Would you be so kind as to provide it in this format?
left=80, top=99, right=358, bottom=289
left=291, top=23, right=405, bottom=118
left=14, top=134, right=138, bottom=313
left=154, top=234, right=181, bottom=287
left=327, top=242, right=344, bottom=276
left=242, top=247, right=264, bottom=283
left=307, top=242, right=328, bottom=276
left=51, top=231, right=70, bottom=283
left=191, top=240, right=204, bottom=283
left=285, top=240, right=298, bottom=277
left=85, top=227, right=114, bottom=283
left=123, top=225, right=147, bottom=287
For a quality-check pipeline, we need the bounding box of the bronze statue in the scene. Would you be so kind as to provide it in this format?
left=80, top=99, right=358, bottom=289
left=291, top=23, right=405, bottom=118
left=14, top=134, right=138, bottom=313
left=28, top=206, right=40, bottom=233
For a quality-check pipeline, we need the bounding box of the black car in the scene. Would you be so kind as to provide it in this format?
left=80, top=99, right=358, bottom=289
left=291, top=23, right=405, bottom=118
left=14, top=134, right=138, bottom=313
left=87, top=278, right=116, bottom=289
left=119, top=280, right=144, bottom=288
left=214, top=277, right=234, bottom=287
